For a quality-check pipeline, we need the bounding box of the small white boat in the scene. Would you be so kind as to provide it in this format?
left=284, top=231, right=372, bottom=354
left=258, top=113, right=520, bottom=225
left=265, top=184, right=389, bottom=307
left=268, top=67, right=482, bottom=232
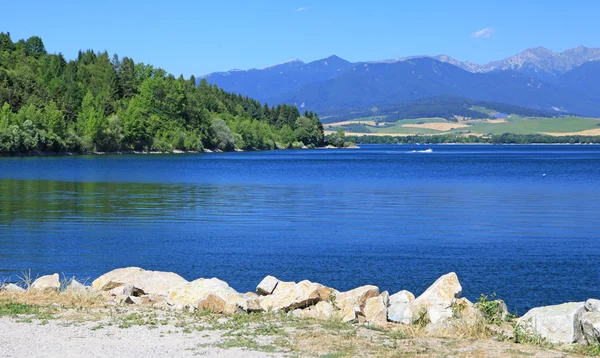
left=423, top=148, right=433, bottom=153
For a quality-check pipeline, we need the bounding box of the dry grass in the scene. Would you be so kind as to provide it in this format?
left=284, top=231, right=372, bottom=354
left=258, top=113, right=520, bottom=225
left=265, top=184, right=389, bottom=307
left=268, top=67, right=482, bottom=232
left=0, top=290, right=105, bottom=309
left=0, top=294, right=591, bottom=357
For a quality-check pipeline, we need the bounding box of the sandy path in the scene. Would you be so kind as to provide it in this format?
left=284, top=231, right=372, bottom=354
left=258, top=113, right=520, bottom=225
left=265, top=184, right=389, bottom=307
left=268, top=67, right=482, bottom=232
left=0, top=318, right=281, bottom=358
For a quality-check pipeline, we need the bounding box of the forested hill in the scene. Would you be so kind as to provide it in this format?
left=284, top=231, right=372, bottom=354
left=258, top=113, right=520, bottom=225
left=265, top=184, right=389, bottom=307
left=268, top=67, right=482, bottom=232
left=0, top=33, right=324, bottom=154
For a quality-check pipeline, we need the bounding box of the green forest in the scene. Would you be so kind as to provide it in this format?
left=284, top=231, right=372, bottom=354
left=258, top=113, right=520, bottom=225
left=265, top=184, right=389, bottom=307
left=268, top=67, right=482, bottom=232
left=0, top=33, right=324, bottom=154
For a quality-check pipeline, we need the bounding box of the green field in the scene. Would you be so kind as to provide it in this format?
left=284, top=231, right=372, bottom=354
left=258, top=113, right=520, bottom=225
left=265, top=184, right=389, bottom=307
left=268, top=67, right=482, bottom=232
left=327, top=115, right=600, bottom=136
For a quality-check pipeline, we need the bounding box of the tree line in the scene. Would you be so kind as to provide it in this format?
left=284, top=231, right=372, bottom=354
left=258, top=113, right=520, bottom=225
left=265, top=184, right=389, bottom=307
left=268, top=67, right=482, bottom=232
left=345, top=133, right=600, bottom=145
left=0, top=33, right=324, bottom=154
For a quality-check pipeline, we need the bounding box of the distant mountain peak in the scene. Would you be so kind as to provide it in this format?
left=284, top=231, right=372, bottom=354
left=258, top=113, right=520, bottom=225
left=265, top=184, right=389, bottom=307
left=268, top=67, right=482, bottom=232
left=200, top=45, right=600, bottom=117
left=261, top=58, right=304, bottom=70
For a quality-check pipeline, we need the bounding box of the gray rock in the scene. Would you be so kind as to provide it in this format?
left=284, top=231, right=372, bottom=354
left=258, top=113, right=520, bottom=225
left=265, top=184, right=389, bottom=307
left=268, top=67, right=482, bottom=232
left=585, top=299, right=600, bottom=313
left=66, top=279, right=90, bottom=293
left=381, top=291, right=390, bottom=307
left=31, top=274, right=60, bottom=291
left=1, top=283, right=26, bottom=293
left=517, top=302, right=585, bottom=344
left=108, top=284, right=144, bottom=297
left=256, top=275, right=279, bottom=296
left=124, top=296, right=143, bottom=305
left=581, top=311, right=600, bottom=345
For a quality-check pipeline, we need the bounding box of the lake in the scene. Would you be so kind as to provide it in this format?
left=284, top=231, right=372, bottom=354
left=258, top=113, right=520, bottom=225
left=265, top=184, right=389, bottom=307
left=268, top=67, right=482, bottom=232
left=1, top=144, right=599, bottom=313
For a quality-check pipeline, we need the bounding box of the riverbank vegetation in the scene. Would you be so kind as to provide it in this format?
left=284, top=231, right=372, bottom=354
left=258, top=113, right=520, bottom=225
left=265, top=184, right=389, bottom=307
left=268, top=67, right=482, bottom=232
left=346, top=133, right=600, bottom=145
left=0, top=33, right=324, bottom=154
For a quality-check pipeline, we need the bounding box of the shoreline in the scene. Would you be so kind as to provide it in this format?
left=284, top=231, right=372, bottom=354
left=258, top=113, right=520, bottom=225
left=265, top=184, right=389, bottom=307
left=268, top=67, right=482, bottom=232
left=1, top=268, right=599, bottom=356
left=1, top=142, right=599, bottom=157
left=0, top=145, right=362, bottom=157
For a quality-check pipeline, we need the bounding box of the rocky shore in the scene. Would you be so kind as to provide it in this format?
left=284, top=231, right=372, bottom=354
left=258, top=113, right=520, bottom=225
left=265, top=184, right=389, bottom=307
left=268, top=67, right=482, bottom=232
left=1, top=268, right=599, bottom=356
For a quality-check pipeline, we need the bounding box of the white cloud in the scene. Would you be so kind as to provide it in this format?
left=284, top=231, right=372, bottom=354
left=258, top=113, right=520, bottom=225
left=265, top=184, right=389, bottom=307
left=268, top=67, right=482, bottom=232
left=471, top=27, right=494, bottom=39
left=296, top=6, right=310, bottom=12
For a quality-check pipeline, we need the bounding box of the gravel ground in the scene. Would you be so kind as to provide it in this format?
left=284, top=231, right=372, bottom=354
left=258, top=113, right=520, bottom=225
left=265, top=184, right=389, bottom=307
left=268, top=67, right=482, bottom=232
left=0, top=318, right=283, bottom=358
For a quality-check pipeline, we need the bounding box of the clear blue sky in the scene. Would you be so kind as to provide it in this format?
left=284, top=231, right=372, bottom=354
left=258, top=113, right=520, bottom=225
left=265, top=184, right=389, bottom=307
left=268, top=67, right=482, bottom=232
left=2, top=1, right=599, bottom=76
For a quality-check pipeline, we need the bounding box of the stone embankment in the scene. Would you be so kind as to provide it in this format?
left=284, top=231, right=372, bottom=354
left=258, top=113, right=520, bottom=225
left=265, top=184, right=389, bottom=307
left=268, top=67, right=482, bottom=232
left=2, top=267, right=599, bottom=346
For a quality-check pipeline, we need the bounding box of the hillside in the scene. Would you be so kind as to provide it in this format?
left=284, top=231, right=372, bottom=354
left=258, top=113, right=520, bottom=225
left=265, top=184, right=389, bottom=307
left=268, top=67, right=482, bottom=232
left=320, top=97, right=563, bottom=124
left=203, top=55, right=353, bottom=104
left=558, top=60, right=600, bottom=100
left=0, top=33, right=324, bottom=154
left=202, top=46, right=600, bottom=117
left=273, top=58, right=600, bottom=115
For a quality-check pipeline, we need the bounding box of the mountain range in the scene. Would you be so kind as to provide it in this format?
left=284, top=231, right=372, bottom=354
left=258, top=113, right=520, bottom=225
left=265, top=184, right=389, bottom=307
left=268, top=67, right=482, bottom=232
left=201, top=46, right=600, bottom=117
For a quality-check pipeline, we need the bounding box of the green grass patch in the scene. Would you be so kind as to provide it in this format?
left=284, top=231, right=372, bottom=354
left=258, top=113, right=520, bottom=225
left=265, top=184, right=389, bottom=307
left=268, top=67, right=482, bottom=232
left=463, top=116, right=600, bottom=135
left=570, top=344, right=600, bottom=356
left=0, top=302, right=55, bottom=321
left=118, top=312, right=158, bottom=328
left=219, top=336, right=277, bottom=352
left=0, top=302, right=39, bottom=316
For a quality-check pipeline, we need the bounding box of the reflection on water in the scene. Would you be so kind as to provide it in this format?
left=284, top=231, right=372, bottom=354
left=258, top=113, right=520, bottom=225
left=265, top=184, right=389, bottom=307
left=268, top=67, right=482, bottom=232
left=1, top=145, right=600, bottom=313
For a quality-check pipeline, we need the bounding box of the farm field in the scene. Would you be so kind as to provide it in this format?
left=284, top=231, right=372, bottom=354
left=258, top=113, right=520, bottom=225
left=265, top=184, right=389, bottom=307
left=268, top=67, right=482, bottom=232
left=324, top=115, right=600, bottom=137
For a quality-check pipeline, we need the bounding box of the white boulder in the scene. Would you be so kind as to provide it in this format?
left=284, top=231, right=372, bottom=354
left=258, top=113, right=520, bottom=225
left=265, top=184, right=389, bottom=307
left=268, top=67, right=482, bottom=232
left=517, top=302, right=585, bottom=344
left=387, top=290, right=415, bottom=324
left=0, top=283, right=26, bottom=293
left=259, top=280, right=332, bottom=312
left=167, top=277, right=248, bottom=313
left=256, top=275, right=279, bottom=295
left=30, top=274, right=60, bottom=291
left=295, top=301, right=335, bottom=320
left=364, top=293, right=388, bottom=323
left=92, top=267, right=187, bottom=297
left=405, top=272, right=462, bottom=324
left=335, top=285, right=380, bottom=322
left=585, top=299, right=600, bottom=313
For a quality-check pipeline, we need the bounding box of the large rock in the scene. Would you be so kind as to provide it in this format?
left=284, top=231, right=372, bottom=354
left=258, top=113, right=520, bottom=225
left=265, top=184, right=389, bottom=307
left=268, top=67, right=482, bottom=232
left=585, top=299, right=600, bottom=313
left=364, top=293, right=388, bottom=323
left=387, top=290, right=415, bottom=324
left=453, top=297, right=482, bottom=325
left=259, top=280, right=330, bottom=312
left=108, top=284, right=144, bottom=297
left=581, top=311, right=600, bottom=345
left=196, top=293, right=243, bottom=314
left=31, top=274, right=60, bottom=291
left=335, top=285, right=380, bottom=322
left=405, top=272, right=462, bottom=324
left=257, top=276, right=279, bottom=295
left=241, top=293, right=262, bottom=312
left=0, top=283, right=26, bottom=293
left=517, top=302, right=585, bottom=344
left=65, top=279, right=90, bottom=293
left=295, top=301, right=335, bottom=320
left=167, top=277, right=247, bottom=312
left=92, top=267, right=187, bottom=296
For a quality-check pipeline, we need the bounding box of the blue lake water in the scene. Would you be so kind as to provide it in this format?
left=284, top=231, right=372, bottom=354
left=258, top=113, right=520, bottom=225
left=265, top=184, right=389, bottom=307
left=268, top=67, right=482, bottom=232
left=1, top=144, right=599, bottom=313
